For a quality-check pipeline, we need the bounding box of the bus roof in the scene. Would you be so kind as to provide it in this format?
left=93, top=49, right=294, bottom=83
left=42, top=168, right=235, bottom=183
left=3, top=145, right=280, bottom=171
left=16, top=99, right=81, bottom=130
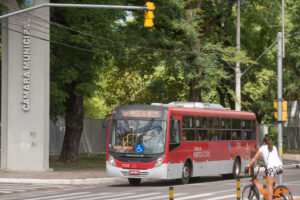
left=115, top=102, right=256, bottom=120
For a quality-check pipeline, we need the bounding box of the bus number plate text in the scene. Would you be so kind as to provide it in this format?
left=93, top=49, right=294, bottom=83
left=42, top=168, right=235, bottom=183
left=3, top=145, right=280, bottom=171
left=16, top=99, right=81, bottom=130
left=129, top=170, right=140, bottom=175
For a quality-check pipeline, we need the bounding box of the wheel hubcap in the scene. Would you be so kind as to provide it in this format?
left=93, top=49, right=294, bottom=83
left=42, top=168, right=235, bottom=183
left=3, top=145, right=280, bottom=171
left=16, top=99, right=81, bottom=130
left=183, top=166, right=189, bottom=177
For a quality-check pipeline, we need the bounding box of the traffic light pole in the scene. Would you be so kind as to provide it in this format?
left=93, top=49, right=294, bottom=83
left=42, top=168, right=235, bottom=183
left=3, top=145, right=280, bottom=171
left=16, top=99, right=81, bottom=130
left=0, top=3, right=149, bottom=20
left=277, top=32, right=283, bottom=185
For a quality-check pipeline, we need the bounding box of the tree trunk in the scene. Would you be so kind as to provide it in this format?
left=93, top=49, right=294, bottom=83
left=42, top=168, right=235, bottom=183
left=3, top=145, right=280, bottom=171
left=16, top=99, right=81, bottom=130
left=59, top=87, right=84, bottom=163
left=189, top=79, right=202, bottom=102
left=217, top=87, right=226, bottom=107
left=186, top=2, right=204, bottom=103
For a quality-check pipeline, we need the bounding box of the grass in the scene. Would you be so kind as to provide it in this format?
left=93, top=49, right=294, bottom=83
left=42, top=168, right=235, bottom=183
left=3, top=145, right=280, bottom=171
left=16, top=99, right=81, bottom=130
left=49, top=153, right=106, bottom=169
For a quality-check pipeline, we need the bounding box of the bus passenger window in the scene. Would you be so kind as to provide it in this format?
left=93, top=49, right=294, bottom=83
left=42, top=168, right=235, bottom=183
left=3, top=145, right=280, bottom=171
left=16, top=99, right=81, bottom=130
left=232, top=119, right=241, bottom=140
left=220, top=130, right=231, bottom=140
left=220, top=118, right=231, bottom=141
left=232, top=131, right=241, bottom=140
left=183, top=130, right=195, bottom=141
left=196, top=130, right=208, bottom=141
left=196, top=116, right=207, bottom=128
left=208, top=118, right=220, bottom=141
left=242, top=119, right=252, bottom=141
left=182, top=116, right=195, bottom=142
left=209, top=130, right=220, bottom=141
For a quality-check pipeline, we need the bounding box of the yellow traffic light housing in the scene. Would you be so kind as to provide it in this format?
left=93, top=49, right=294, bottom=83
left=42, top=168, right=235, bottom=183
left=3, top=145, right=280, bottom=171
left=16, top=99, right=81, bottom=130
left=282, top=101, right=288, bottom=121
left=274, top=101, right=288, bottom=121
left=144, top=2, right=155, bottom=27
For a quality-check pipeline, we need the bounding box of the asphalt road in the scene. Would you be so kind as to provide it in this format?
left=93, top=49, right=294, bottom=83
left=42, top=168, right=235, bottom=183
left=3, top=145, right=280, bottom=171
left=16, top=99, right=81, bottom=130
left=1, top=168, right=300, bottom=200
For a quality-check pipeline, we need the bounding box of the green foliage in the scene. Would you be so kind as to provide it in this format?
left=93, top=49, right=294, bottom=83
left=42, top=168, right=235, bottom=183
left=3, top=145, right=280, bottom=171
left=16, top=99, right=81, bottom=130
left=50, top=0, right=127, bottom=119
left=49, top=0, right=300, bottom=124
left=265, top=127, right=278, bottom=147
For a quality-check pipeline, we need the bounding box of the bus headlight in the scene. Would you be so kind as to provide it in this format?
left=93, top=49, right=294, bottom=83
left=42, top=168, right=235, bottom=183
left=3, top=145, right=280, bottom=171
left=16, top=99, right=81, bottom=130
left=154, top=155, right=165, bottom=168
left=108, top=154, right=116, bottom=166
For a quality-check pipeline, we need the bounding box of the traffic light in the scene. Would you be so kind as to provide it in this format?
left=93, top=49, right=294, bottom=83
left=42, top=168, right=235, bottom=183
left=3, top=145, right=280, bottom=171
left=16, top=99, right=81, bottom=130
left=274, top=101, right=288, bottom=121
left=282, top=101, right=288, bottom=121
left=144, top=2, right=155, bottom=27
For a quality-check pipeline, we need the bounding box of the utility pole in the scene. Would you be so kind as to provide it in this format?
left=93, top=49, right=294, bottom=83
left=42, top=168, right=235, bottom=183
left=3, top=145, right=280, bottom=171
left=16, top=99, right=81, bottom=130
left=235, top=0, right=241, bottom=111
left=277, top=32, right=283, bottom=185
left=282, top=0, right=285, bottom=58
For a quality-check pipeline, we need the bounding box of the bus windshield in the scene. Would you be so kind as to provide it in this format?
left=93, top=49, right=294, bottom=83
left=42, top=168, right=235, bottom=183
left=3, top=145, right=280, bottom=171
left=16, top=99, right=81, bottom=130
left=109, top=119, right=167, bottom=154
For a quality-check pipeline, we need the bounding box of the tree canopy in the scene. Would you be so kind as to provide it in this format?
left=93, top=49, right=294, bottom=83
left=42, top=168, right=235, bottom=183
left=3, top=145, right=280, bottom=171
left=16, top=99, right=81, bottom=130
left=1, top=0, right=298, bottom=162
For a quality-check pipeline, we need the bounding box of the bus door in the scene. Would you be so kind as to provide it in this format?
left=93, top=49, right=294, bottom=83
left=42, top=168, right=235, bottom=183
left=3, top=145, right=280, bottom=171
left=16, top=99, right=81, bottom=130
left=167, top=115, right=182, bottom=162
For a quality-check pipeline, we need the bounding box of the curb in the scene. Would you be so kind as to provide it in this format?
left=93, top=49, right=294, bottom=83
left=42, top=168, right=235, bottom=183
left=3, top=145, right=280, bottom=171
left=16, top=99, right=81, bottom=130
left=0, top=177, right=125, bottom=185
left=283, top=164, right=300, bottom=169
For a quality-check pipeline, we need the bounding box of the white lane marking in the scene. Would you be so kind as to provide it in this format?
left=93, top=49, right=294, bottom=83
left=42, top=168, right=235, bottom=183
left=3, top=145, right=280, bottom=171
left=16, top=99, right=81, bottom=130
left=0, top=190, right=13, bottom=194
left=210, top=189, right=236, bottom=194
left=205, top=194, right=236, bottom=200
left=112, top=193, right=161, bottom=200
left=142, top=193, right=186, bottom=200
left=24, top=192, right=89, bottom=200
left=175, top=193, right=213, bottom=200
left=53, top=193, right=114, bottom=200
left=285, top=180, right=300, bottom=184
left=76, top=193, right=136, bottom=200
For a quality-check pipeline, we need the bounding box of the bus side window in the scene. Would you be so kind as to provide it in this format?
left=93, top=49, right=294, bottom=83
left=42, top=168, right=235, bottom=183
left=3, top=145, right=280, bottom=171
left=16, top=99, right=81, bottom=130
left=169, top=119, right=181, bottom=151
left=232, top=119, right=241, bottom=140
left=242, top=119, right=252, bottom=141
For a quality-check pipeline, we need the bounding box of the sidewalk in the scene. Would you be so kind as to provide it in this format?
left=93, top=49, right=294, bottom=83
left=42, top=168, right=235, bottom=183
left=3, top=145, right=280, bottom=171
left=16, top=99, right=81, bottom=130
left=0, top=153, right=299, bottom=185
left=0, top=168, right=125, bottom=185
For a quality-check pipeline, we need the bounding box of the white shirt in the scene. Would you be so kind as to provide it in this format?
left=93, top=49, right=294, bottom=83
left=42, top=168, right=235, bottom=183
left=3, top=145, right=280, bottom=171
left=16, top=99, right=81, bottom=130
left=258, top=145, right=282, bottom=169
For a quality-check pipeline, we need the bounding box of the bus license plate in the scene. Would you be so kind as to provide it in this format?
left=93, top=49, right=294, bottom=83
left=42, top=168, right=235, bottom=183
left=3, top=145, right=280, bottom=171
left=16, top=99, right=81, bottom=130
left=129, top=170, right=140, bottom=175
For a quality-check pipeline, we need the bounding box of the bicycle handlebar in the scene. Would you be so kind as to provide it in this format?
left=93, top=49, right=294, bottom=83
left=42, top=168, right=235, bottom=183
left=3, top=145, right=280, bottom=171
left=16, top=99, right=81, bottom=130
left=240, top=164, right=265, bottom=179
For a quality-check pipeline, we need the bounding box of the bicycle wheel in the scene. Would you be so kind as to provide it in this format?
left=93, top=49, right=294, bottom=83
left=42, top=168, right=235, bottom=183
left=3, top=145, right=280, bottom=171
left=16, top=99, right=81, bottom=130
left=273, top=185, right=293, bottom=200
left=242, top=185, right=260, bottom=200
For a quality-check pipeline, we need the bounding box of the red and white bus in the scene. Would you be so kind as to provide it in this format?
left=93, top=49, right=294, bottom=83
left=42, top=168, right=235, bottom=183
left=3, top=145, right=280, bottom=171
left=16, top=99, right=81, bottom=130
left=106, top=102, right=257, bottom=185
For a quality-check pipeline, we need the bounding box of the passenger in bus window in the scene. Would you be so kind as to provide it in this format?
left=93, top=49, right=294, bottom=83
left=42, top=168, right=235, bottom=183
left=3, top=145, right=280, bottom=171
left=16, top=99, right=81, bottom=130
left=242, top=131, right=247, bottom=140
left=201, top=131, right=208, bottom=140
left=232, top=131, right=238, bottom=140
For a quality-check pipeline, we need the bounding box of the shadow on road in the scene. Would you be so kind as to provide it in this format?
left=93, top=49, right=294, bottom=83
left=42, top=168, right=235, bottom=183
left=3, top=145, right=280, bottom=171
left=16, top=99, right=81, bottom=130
left=109, top=175, right=233, bottom=187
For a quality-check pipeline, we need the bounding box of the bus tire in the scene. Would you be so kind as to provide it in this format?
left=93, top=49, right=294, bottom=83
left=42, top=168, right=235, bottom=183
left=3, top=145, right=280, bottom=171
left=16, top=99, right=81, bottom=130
left=222, top=158, right=241, bottom=179
left=128, top=178, right=141, bottom=186
left=179, top=162, right=191, bottom=184
left=233, top=158, right=241, bottom=178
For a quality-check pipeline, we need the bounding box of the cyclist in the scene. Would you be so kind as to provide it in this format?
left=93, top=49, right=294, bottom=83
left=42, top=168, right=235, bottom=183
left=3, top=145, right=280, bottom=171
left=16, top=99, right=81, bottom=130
left=246, top=137, right=283, bottom=200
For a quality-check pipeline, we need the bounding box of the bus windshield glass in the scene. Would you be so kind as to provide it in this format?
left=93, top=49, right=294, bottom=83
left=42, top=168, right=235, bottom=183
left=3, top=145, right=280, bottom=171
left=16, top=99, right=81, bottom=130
left=109, top=119, right=166, bottom=154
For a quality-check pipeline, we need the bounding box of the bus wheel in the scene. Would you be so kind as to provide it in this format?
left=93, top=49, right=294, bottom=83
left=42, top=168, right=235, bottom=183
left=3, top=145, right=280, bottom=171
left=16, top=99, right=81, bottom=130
left=179, top=162, right=191, bottom=184
left=128, top=178, right=141, bottom=186
left=233, top=159, right=241, bottom=178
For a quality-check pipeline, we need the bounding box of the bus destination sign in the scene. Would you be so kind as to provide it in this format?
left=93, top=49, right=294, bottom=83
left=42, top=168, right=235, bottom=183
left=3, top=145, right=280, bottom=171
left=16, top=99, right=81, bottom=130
left=118, top=109, right=162, bottom=118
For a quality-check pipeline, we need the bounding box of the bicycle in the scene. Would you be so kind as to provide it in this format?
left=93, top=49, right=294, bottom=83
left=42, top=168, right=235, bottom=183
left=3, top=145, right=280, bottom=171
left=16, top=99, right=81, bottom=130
left=242, top=165, right=293, bottom=200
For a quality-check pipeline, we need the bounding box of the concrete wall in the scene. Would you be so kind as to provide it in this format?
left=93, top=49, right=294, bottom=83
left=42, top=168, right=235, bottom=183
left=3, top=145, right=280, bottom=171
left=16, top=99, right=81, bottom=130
left=283, top=101, right=300, bottom=149
left=50, top=119, right=108, bottom=154
left=1, top=0, right=50, bottom=171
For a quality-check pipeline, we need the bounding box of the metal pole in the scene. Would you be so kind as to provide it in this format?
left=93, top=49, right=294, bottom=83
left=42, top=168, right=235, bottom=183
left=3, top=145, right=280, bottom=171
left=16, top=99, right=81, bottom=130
left=169, top=187, right=174, bottom=200
left=235, top=0, right=241, bottom=111
left=0, top=3, right=148, bottom=20
left=282, top=0, right=285, bottom=58
left=236, top=178, right=241, bottom=200
left=263, top=175, right=267, bottom=200
left=277, top=32, right=283, bottom=185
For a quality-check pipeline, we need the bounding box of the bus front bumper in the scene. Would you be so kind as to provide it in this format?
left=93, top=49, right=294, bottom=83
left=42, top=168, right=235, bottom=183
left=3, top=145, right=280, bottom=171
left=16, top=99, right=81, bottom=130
left=106, top=161, right=168, bottom=179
